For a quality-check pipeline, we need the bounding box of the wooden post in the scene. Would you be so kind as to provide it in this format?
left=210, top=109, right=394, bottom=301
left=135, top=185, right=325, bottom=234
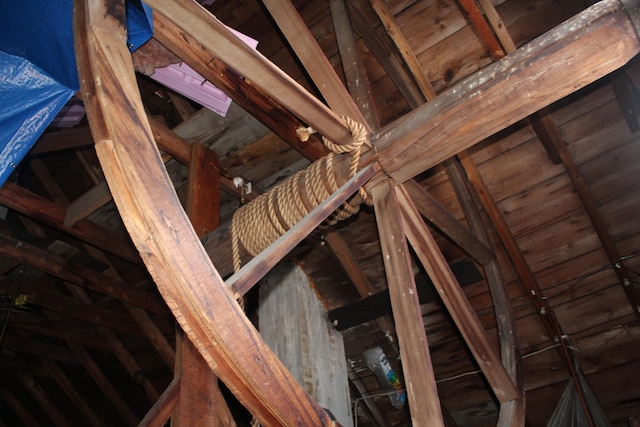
left=259, top=262, right=353, bottom=427
left=172, top=141, right=235, bottom=426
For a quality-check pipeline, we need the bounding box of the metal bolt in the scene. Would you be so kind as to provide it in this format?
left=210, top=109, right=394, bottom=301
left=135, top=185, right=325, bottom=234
left=15, top=241, right=22, bottom=248
left=624, top=279, right=631, bottom=287
left=530, top=290, right=536, bottom=296
left=615, top=262, right=622, bottom=269
left=553, top=336, right=560, bottom=343
left=332, top=319, right=338, bottom=327
left=539, top=307, right=546, bottom=315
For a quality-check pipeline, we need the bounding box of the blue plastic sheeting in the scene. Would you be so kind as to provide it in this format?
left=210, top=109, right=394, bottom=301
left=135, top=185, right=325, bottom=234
left=127, top=0, right=155, bottom=52
left=0, top=0, right=153, bottom=187
left=0, top=53, right=75, bottom=185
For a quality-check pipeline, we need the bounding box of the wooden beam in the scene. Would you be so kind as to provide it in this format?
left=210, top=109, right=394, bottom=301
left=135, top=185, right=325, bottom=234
left=19, top=280, right=145, bottom=337
left=16, top=374, right=72, bottom=427
left=0, top=388, right=42, bottom=426
left=396, top=184, right=519, bottom=403
left=327, top=259, right=482, bottom=331
left=75, top=0, right=335, bottom=423
left=31, top=127, right=94, bottom=154
left=477, top=0, right=516, bottom=53
left=139, top=377, right=181, bottom=427
left=262, top=0, right=370, bottom=130
left=347, top=2, right=424, bottom=109
left=63, top=182, right=111, bottom=227
left=330, top=0, right=380, bottom=129
left=44, top=360, right=101, bottom=426
left=0, top=182, right=141, bottom=264
left=457, top=0, right=505, bottom=60
left=369, top=0, right=437, bottom=100
left=403, top=180, right=494, bottom=265
left=11, top=317, right=112, bottom=352
left=68, top=343, right=140, bottom=426
left=174, top=147, right=231, bottom=427
left=371, top=180, right=444, bottom=427
left=100, top=327, right=162, bottom=403
left=0, top=233, right=168, bottom=315
left=150, top=20, right=328, bottom=162
left=457, top=151, right=596, bottom=426
left=148, top=0, right=353, bottom=146
left=445, top=159, right=525, bottom=426
left=186, top=142, right=220, bottom=236
left=226, top=162, right=379, bottom=298
left=374, top=0, right=640, bottom=183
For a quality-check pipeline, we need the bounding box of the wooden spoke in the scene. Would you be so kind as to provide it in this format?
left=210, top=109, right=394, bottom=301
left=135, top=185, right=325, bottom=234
left=372, top=179, right=444, bottom=427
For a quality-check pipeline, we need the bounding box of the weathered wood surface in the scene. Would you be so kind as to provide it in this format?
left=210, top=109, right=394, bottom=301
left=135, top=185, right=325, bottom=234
left=396, top=185, right=519, bottom=403
left=374, top=0, right=640, bottom=183
left=75, top=0, right=335, bottom=424
left=0, top=182, right=141, bottom=264
left=330, top=0, right=379, bottom=129
left=148, top=0, right=353, bottom=146
left=372, top=180, right=445, bottom=427
left=139, top=377, right=180, bottom=427
left=260, top=262, right=353, bottom=426
left=262, top=0, right=369, bottom=130
left=445, top=159, right=525, bottom=426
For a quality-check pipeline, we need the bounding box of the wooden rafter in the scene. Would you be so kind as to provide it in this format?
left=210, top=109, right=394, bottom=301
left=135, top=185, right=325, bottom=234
left=44, top=360, right=101, bottom=426
left=139, top=377, right=180, bottom=427
left=0, top=233, right=167, bottom=315
left=445, top=159, right=525, bottom=426
left=16, top=374, right=72, bottom=427
left=0, top=182, right=141, bottom=264
left=330, top=0, right=380, bottom=129
left=262, top=0, right=371, bottom=131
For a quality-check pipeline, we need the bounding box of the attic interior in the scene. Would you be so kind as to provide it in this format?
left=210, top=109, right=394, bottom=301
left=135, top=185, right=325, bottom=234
left=1, top=0, right=640, bottom=425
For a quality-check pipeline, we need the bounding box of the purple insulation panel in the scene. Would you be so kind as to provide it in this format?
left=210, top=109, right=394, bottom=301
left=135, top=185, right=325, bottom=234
left=150, top=27, right=258, bottom=117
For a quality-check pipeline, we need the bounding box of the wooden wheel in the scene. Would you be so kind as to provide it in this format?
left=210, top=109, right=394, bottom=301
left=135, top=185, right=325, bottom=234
left=74, top=0, right=640, bottom=425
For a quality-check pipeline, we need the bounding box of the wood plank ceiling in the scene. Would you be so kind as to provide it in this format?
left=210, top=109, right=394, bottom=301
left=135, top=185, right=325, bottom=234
left=1, top=0, right=640, bottom=426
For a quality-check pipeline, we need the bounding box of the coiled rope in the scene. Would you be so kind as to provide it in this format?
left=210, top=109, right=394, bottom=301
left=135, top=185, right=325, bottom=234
left=231, top=116, right=371, bottom=273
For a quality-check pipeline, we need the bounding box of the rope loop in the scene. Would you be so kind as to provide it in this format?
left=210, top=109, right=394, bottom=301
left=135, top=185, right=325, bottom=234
left=232, top=116, right=371, bottom=273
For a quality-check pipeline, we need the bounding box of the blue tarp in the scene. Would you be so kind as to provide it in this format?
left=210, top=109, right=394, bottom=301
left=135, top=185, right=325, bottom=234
left=0, top=0, right=153, bottom=187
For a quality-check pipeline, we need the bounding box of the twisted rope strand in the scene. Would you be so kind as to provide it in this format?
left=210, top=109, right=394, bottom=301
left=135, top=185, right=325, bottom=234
left=231, top=116, right=370, bottom=272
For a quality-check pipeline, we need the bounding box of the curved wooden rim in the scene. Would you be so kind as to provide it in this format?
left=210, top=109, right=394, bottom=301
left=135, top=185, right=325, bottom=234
left=74, top=0, right=334, bottom=424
